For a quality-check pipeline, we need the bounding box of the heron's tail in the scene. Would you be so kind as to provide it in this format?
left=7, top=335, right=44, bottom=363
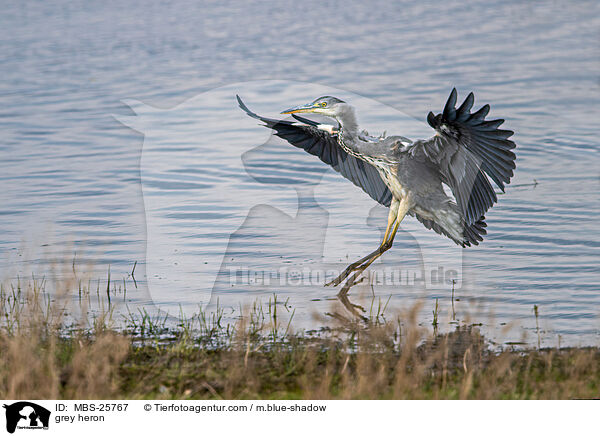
left=413, top=206, right=487, bottom=247
left=461, top=217, right=487, bottom=247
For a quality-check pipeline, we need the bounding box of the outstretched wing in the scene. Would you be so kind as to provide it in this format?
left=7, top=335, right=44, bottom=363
left=407, top=89, right=516, bottom=225
left=237, top=95, right=393, bottom=206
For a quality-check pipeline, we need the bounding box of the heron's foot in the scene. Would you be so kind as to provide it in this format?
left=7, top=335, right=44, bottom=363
left=338, top=254, right=381, bottom=295
left=325, top=259, right=368, bottom=287
left=337, top=271, right=366, bottom=296
left=326, top=242, right=391, bottom=288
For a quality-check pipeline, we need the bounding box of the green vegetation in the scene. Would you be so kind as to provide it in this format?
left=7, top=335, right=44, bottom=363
left=1, top=277, right=599, bottom=400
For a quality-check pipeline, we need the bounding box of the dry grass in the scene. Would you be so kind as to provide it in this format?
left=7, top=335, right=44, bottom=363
left=0, top=277, right=599, bottom=400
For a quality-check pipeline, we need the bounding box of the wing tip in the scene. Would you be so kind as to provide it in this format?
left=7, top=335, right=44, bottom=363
left=427, top=111, right=437, bottom=128
left=443, top=88, right=458, bottom=120
left=236, top=95, right=271, bottom=125
left=236, top=94, right=250, bottom=112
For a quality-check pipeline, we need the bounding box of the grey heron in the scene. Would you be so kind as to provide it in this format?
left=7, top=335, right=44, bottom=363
left=237, top=89, right=516, bottom=295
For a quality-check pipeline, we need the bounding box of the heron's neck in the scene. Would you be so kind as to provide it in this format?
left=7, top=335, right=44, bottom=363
left=336, top=105, right=359, bottom=137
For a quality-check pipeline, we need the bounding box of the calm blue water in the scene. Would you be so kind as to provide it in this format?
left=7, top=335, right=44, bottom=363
left=0, top=0, right=599, bottom=346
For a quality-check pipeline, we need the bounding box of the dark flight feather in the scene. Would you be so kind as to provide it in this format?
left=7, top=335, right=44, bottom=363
left=407, top=89, right=517, bottom=225
left=237, top=95, right=393, bottom=206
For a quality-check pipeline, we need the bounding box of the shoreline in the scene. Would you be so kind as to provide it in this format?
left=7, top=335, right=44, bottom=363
left=1, top=279, right=598, bottom=400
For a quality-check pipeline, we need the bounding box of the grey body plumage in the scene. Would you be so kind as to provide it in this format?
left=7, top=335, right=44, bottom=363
left=237, top=90, right=516, bottom=293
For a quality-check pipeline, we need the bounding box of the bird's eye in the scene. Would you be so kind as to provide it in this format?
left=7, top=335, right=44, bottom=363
left=320, top=102, right=327, bottom=107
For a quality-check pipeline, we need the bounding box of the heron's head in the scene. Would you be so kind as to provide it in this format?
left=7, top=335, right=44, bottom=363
left=281, top=96, right=347, bottom=118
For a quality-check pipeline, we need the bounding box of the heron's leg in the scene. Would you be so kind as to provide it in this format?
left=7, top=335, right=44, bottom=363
left=338, top=197, right=410, bottom=296
left=325, top=198, right=400, bottom=287
left=382, top=198, right=400, bottom=243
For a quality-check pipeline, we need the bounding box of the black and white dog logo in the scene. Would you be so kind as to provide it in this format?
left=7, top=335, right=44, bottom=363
left=3, top=402, right=50, bottom=434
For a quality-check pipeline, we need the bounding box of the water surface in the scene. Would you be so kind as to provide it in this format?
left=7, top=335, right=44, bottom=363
left=1, top=0, right=599, bottom=345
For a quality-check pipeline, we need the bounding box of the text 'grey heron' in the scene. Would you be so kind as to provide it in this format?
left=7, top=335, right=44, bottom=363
left=237, top=89, right=517, bottom=295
